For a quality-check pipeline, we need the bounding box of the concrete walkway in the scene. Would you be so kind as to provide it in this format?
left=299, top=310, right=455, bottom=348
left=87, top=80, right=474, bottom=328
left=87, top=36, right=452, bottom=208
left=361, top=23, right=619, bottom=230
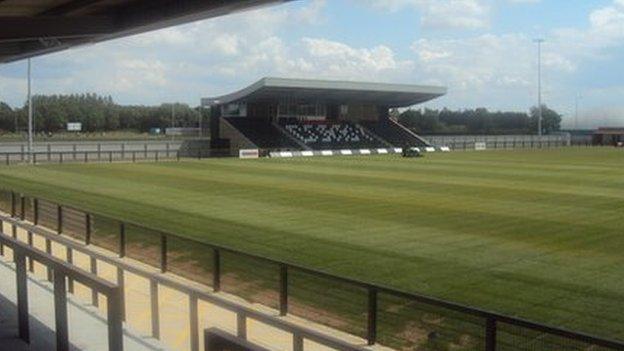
left=0, top=258, right=172, bottom=351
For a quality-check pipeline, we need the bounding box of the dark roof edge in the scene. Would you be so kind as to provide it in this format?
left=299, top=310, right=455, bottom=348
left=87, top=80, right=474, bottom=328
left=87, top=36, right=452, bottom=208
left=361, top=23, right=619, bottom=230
left=201, top=77, right=447, bottom=107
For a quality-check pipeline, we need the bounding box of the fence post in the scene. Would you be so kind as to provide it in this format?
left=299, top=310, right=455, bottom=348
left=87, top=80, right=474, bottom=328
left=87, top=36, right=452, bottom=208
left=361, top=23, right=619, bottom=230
left=150, top=279, right=160, bottom=339
left=279, top=264, right=288, bottom=316
left=60, top=153, right=64, bottom=164
left=47, top=144, right=51, bottom=161
left=189, top=294, right=199, bottom=351
left=98, top=143, right=102, bottom=161
left=107, top=286, right=124, bottom=351
left=57, top=205, right=63, bottom=234
left=46, top=239, right=52, bottom=281
left=11, top=191, right=16, bottom=217
left=54, top=271, right=69, bottom=351
left=73, top=144, right=77, bottom=160
left=66, top=248, right=74, bottom=293
left=33, top=198, right=39, bottom=225
left=237, top=312, right=247, bottom=340
left=213, top=248, right=221, bottom=292
left=84, top=152, right=88, bottom=163
left=293, top=334, right=304, bottom=351
left=5, top=154, right=8, bottom=165
left=85, top=213, right=92, bottom=245
left=20, top=195, right=25, bottom=220
left=90, top=257, right=99, bottom=307
left=15, top=251, right=30, bottom=343
left=132, top=151, right=136, bottom=163
left=33, top=153, right=37, bottom=164
left=160, top=234, right=167, bottom=273
left=27, top=232, right=34, bottom=272
left=485, top=317, right=497, bottom=351
left=109, top=151, right=113, bottom=163
left=117, top=267, right=126, bottom=322
left=119, top=222, right=126, bottom=258
left=367, top=288, right=378, bottom=345
left=144, top=144, right=148, bottom=158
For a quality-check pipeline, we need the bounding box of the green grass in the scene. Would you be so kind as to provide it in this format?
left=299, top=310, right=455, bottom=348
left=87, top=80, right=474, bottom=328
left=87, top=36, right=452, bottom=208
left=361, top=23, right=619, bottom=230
left=0, top=148, right=623, bottom=344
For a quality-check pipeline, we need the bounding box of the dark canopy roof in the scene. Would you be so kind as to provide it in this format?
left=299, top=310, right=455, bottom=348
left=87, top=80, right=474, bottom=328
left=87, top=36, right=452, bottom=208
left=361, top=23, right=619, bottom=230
left=202, top=77, right=447, bottom=108
left=0, top=0, right=290, bottom=63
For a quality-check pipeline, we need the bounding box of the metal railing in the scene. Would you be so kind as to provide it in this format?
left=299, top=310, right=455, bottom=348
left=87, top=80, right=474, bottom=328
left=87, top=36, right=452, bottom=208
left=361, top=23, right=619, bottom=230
left=0, top=149, right=180, bottom=165
left=0, top=225, right=123, bottom=351
left=0, top=147, right=238, bottom=165
left=1, top=189, right=623, bottom=351
left=0, top=207, right=368, bottom=351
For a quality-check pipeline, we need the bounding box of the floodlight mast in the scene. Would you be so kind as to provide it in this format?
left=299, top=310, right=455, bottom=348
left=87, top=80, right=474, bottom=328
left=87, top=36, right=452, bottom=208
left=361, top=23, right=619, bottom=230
left=27, top=58, right=33, bottom=163
left=575, top=93, right=582, bottom=130
left=534, top=38, right=545, bottom=136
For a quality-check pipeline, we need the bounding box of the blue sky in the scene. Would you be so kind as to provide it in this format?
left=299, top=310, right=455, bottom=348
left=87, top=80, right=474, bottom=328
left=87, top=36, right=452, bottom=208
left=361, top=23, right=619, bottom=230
left=1, top=0, right=624, bottom=128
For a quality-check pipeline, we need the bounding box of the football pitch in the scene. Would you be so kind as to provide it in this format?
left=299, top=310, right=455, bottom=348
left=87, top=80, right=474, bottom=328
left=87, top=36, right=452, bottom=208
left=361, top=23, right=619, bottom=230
left=0, top=148, right=623, bottom=340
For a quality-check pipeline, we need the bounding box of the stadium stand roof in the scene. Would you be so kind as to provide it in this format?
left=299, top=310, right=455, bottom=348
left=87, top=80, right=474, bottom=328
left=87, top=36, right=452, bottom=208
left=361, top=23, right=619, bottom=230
left=0, top=0, right=291, bottom=63
left=202, top=77, right=447, bottom=108
left=594, top=127, right=624, bottom=135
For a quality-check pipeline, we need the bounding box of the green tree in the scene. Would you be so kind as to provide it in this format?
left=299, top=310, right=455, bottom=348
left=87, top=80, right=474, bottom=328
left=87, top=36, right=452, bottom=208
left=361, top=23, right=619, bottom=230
left=0, top=102, right=15, bottom=132
left=530, top=105, right=562, bottom=134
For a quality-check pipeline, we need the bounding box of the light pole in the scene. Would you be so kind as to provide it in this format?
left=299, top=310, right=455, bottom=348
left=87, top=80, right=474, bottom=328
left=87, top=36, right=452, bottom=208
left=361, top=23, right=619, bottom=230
left=534, top=38, right=545, bottom=136
left=574, top=93, right=582, bottom=130
left=170, top=103, right=175, bottom=142
left=27, top=58, right=33, bottom=163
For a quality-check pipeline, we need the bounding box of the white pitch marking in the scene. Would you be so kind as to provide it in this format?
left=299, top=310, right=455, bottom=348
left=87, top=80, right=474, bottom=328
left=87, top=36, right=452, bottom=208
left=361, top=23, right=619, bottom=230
left=340, top=150, right=353, bottom=155
left=302, top=151, right=314, bottom=157
left=377, top=149, right=388, bottom=154
left=359, top=149, right=371, bottom=155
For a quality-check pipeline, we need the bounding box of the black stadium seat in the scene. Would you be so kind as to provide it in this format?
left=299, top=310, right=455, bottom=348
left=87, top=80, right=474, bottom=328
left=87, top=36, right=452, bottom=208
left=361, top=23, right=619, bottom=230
left=283, top=122, right=386, bottom=150
left=225, top=118, right=299, bottom=150
left=361, top=120, right=429, bottom=147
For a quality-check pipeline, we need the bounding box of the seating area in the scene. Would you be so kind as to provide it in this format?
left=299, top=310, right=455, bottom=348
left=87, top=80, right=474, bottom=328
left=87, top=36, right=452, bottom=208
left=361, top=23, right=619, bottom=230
left=225, top=118, right=299, bottom=150
left=284, top=122, right=386, bottom=150
left=361, top=120, right=429, bottom=147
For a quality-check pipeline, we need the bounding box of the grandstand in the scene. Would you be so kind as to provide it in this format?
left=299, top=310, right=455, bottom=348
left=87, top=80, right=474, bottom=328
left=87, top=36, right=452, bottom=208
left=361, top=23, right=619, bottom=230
left=201, top=77, right=446, bottom=153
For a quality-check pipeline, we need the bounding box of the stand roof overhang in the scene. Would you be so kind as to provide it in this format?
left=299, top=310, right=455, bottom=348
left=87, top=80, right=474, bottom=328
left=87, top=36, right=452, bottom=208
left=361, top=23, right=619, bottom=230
left=202, top=77, right=447, bottom=108
left=0, top=0, right=290, bottom=63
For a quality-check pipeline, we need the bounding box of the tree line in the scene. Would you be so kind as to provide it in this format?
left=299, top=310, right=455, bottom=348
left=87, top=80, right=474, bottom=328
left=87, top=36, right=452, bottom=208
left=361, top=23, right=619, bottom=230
left=1, top=93, right=563, bottom=135
left=395, top=105, right=562, bottom=135
left=0, top=93, right=203, bottom=134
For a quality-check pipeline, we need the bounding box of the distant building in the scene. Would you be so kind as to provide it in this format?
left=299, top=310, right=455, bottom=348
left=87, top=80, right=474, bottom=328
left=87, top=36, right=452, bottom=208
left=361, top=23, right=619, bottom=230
left=593, top=128, right=624, bottom=146
left=201, top=77, right=446, bottom=152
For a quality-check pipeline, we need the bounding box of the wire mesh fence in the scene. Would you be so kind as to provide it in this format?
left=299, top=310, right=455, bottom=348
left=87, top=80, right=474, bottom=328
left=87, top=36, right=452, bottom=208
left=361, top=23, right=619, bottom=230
left=496, top=322, right=618, bottom=351
left=289, top=268, right=369, bottom=339
left=124, top=223, right=162, bottom=268
left=220, top=250, right=280, bottom=309
left=90, top=214, right=120, bottom=254
left=61, top=206, right=87, bottom=242
left=167, top=234, right=214, bottom=287
left=377, top=292, right=486, bottom=351
left=37, top=199, right=58, bottom=230
left=0, top=190, right=11, bottom=213
left=1, top=188, right=623, bottom=351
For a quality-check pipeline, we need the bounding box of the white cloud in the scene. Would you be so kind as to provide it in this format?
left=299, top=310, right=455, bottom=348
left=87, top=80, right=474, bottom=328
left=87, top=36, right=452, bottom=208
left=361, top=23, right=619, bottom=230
left=507, top=0, right=540, bottom=3
left=363, top=0, right=490, bottom=29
